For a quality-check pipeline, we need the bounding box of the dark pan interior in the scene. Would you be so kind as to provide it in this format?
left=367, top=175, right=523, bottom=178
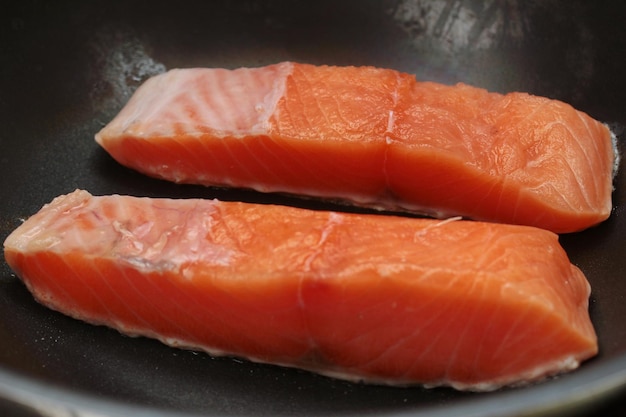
left=1, top=1, right=626, bottom=416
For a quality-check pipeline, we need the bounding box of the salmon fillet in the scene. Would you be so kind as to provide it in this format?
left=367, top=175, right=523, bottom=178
left=95, top=62, right=618, bottom=233
left=3, top=190, right=598, bottom=391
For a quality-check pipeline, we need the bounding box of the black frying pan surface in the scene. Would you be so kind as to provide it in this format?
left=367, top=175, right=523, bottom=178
left=1, top=1, right=626, bottom=416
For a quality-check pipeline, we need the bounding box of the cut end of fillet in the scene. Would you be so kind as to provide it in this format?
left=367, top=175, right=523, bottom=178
left=95, top=63, right=294, bottom=142
left=3, top=190, right=598, bottom=391
left=95, top=62, right=617, bottom=233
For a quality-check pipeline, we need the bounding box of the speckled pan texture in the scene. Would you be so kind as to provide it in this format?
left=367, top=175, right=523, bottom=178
left=1, top=1, right=625, bottom=416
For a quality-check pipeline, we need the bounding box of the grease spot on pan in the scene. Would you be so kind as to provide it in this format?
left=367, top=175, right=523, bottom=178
left=390, top=0, right=528, bottom=55
left=388, top=0, right=595, bottom=101
left=89, top=28, right=167, bottom=120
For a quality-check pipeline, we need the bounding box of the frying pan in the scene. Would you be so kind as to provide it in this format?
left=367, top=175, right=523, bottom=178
left=1, top=1, right=625, bottom=416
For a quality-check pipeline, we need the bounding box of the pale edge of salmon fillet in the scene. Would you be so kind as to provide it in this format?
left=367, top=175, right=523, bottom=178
left=3, top=190, right=598, bottom=392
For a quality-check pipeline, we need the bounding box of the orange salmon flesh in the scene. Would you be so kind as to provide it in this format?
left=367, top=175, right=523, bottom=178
left=3, top=190, right=598, bottom=391
left=95, top=62, right=618, bottom=233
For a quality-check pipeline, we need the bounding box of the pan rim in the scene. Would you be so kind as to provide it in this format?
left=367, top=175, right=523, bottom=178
left=0, top=354, right=625, bottom=417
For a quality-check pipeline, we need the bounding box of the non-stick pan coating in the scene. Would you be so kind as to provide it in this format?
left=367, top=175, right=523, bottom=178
left=1, top=1, right=626, bottom=416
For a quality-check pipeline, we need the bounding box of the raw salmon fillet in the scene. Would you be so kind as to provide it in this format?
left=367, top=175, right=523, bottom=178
left=95, top=62, right=618, bottom=233
left=3, top=190, right=598, bottom=391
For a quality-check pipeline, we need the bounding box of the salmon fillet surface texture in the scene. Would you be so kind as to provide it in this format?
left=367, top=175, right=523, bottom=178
left=3, top=190, right=597, bottom=391
left=95, top=62, right=618, bottom=233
